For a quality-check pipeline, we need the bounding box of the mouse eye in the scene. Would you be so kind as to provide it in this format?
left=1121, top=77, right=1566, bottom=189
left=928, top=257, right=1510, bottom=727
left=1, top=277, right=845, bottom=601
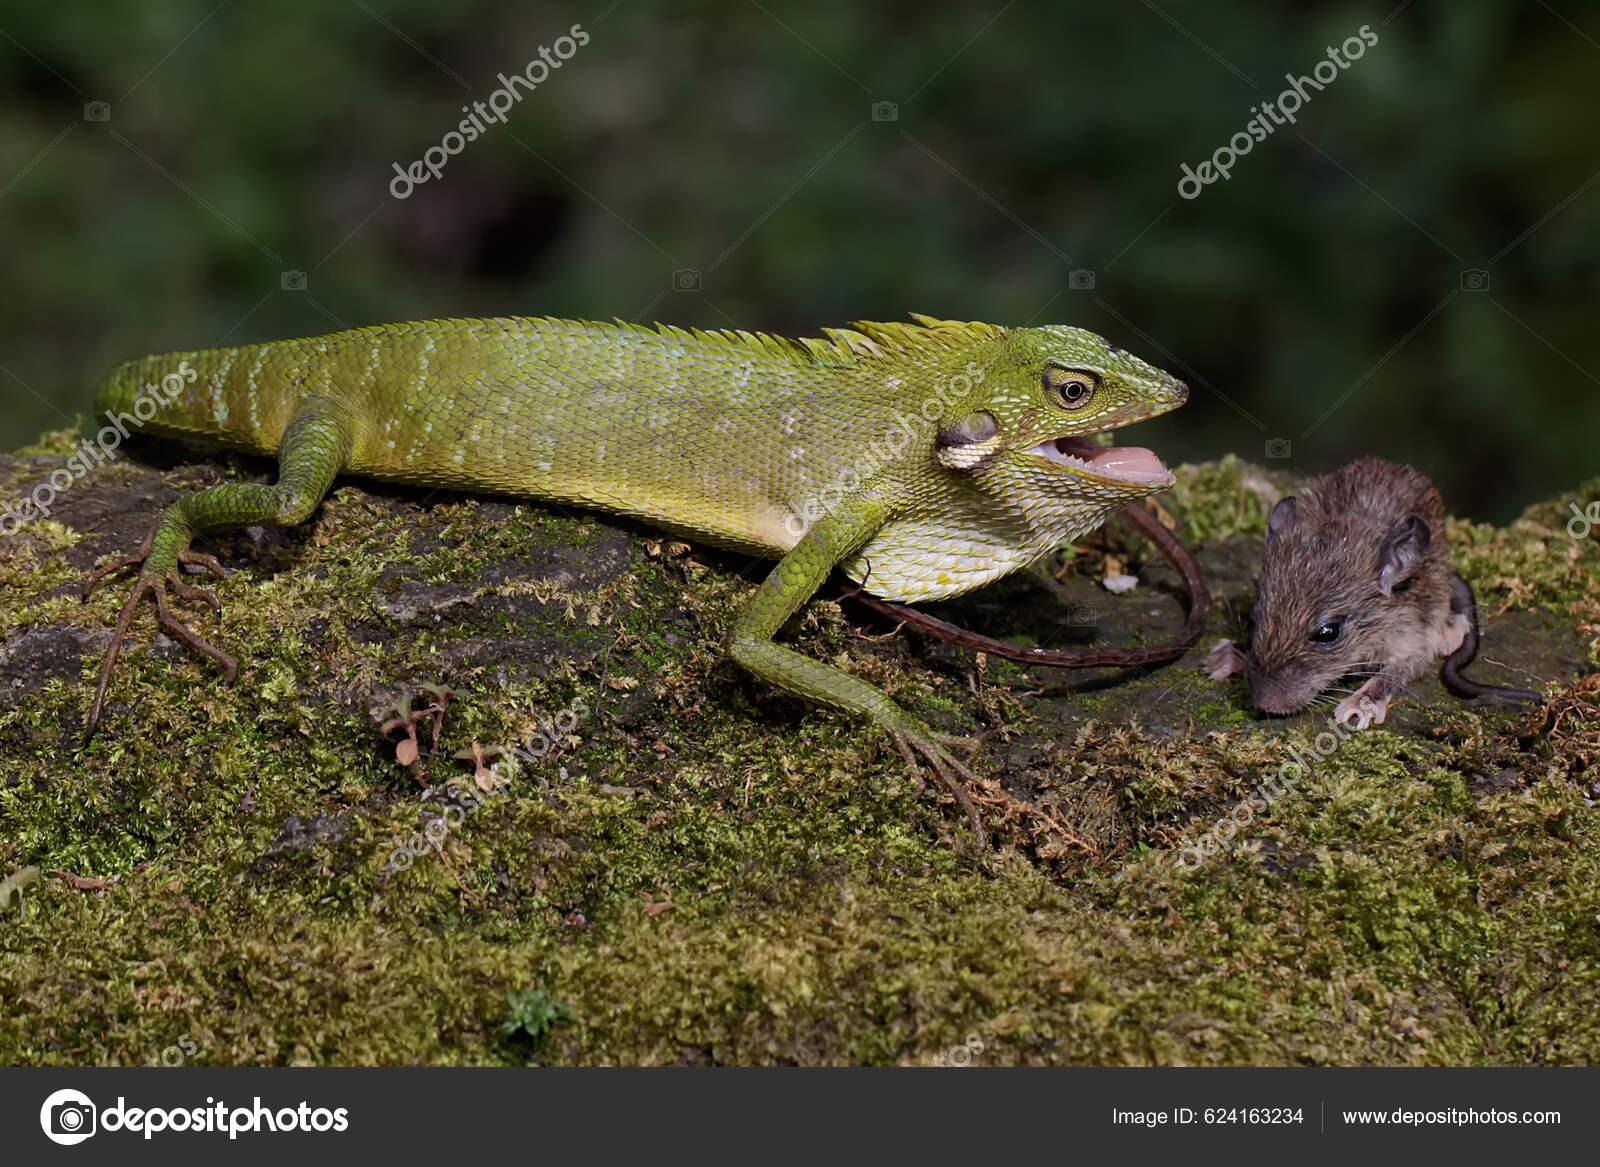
left=1043, top=366, right=1099, bottom=409
left=1309, top=620, right=1344, bottom=645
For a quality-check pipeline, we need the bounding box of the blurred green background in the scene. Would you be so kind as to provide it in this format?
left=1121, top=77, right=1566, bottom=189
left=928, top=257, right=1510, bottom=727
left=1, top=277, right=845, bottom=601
left=1, top=0, right=1595, bottom=521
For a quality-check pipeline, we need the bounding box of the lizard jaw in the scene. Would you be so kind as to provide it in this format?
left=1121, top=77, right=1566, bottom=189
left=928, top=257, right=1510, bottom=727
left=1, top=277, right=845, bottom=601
left=1028, top=435, right=1175, bottom=487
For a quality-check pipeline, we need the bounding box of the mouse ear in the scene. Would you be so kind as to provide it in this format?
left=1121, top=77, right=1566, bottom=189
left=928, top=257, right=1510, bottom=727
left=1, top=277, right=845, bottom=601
left=1267, top=496, right=1297, bottom=539
left=1377, top=514, right=1432, bottom=596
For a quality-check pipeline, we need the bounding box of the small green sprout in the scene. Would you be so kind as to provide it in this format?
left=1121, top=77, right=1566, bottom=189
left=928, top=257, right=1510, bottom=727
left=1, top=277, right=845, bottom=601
left=499, top=988, right=574, bottom=1048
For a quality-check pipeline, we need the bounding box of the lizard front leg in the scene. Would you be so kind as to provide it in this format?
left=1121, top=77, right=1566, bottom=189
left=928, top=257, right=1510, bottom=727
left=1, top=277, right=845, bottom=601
left=82, top=400, right=354, bottom=737
left=726, top=505, right=984, bottom=843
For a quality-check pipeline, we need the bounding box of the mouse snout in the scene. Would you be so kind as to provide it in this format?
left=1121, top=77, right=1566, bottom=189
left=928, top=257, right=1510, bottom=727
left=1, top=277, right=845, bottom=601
left=1249, top=668, right=1319, bottom=716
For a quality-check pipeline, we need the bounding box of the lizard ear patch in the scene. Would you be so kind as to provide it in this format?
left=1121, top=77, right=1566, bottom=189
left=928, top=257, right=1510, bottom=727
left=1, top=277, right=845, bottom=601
left=935, top=412, right=1003, bottom=471
left=936, top=411, right=998, bottom=447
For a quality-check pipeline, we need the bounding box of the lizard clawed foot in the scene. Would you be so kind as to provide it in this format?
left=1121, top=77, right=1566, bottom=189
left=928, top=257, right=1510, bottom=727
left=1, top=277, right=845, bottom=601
left=84, top=540, right=227, bottom=599
left=892, top=730, right=986, bottom=850
left=85, top=568, right=238, bottom=739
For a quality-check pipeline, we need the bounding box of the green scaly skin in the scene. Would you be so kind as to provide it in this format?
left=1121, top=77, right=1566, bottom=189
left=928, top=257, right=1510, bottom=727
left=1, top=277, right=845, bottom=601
left=83, top=314, right=1187, bottom=837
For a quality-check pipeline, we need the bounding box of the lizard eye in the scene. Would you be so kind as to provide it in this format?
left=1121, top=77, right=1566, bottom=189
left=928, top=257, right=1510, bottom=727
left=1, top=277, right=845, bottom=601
left=1309, top=620, right=1344, bottom=645
left=1043, top=367, right=1099, bottom=410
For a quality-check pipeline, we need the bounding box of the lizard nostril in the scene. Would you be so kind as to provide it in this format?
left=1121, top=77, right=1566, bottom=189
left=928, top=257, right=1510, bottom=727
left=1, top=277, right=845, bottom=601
left=1173, top=380, right=1189, bottom=402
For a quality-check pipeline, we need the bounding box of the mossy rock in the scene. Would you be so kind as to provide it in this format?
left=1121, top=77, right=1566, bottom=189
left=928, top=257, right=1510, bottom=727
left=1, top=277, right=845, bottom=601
left=0, top=431, right=1596, bottom=1065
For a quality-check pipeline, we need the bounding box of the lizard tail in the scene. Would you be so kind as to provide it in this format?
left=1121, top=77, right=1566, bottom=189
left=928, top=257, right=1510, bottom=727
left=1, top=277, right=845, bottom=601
left=90, top=343, right=297, bottom=456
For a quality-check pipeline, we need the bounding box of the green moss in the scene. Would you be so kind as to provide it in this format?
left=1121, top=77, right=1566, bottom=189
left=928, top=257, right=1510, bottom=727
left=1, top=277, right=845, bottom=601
left=0, top=451, right=1596, bottom=1065
left=1451, top=477, right=1600, bottom=618
left=1166, top=454, right=1288, bottom=545
left=13, top=427, right=86, bottom=458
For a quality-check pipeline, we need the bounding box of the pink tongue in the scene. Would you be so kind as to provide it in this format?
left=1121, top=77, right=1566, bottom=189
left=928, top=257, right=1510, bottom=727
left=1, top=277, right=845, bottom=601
left=1085, top=445, right=1168, bottom=478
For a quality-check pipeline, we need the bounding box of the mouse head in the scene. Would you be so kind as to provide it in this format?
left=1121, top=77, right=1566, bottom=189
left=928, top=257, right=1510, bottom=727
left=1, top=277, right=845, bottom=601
left=1245, top=495, right=1434, bottom=714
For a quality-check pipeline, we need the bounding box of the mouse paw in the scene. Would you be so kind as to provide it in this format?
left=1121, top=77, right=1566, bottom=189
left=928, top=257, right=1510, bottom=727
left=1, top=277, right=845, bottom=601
left=1334, top=691, right=1390, bottom=730
left=1206, top=638, right=1250, bottom=681
left=1432, top=610, right=1471, bottom=658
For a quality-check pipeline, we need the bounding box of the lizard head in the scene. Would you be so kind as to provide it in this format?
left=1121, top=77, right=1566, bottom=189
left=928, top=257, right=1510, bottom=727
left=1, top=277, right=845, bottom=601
left=934, top=323, right=1187, bottom=499
left=826, top=316, right=1191, bottom=602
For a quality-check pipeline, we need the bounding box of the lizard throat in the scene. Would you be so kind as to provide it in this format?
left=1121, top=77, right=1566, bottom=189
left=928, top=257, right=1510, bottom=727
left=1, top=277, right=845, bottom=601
left=1029, top=435, right=1174, bottom=486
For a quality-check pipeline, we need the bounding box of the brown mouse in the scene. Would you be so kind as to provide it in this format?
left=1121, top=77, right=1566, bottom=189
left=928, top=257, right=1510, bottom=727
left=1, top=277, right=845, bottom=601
left=1207, top=458, right=1538, bottom=727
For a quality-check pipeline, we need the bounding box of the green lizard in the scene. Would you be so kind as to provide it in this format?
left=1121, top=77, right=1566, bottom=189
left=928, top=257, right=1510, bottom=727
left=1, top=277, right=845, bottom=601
left=81, top=314, right=1186, bottom=831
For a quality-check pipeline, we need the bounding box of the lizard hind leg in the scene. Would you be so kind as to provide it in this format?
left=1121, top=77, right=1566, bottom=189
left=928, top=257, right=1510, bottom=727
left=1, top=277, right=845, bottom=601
left=726, top=509, right=990, bottom=849
left=82, top=403, right=352, bottom=738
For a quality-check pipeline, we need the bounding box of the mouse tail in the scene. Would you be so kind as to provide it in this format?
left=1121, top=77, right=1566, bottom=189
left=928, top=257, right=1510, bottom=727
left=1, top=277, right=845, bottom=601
left=1440, top=572, right=1540, bottom=704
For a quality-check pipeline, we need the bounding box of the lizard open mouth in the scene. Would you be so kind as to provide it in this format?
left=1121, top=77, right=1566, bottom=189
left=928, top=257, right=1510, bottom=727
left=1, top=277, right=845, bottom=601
left=1029, top=435, right=1175, bottom=486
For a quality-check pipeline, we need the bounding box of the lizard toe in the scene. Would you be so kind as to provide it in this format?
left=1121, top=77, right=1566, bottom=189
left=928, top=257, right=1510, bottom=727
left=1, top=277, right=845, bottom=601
left=81, top=532, right=155, bottom=601
left=153, top=580, right=238, bottom=682
left=178, top=549, right=227, bottom=581
left=166, top=571, right=223, bottom=618
left=933, top=730, right=984, bottom=757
